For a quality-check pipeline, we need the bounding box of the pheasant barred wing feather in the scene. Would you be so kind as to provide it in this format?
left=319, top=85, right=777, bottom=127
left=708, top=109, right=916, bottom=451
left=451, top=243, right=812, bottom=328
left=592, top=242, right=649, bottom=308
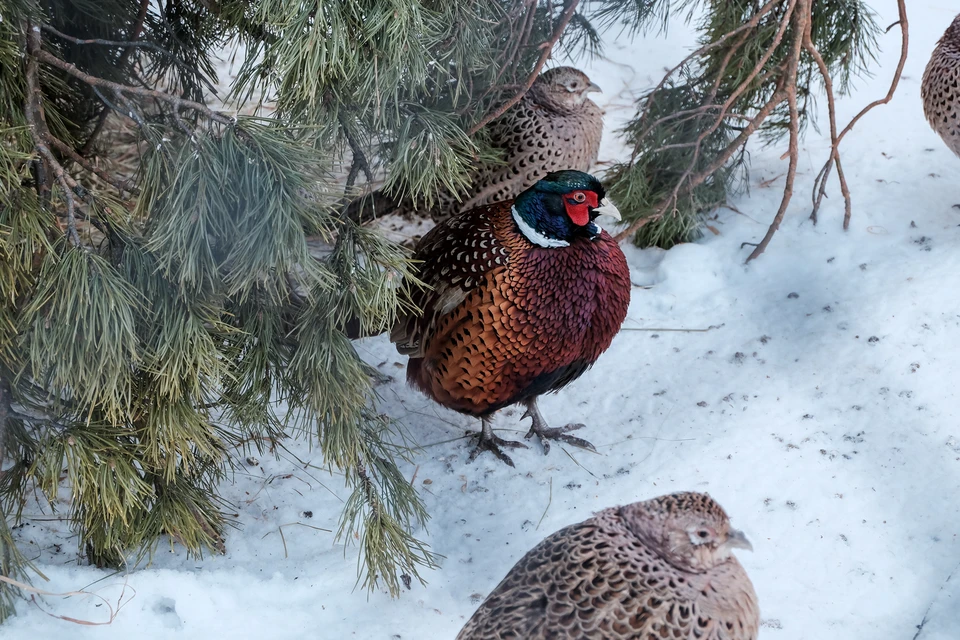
left=390, top=204, right=511, bottom=357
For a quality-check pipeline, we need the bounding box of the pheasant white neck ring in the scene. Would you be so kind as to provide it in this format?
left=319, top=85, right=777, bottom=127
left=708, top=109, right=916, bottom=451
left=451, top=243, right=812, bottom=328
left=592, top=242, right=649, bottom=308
left=512, top=205, right=570, bottom=248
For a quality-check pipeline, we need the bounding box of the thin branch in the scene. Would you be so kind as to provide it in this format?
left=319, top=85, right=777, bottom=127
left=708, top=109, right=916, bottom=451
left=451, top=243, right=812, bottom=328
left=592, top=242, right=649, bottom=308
left=79, top=0, right=149, bottom=156
left=338, top=112, right=374, bottom=190
left=24, top=24, right=81, bottom=246
left=36, top=143, right=82, bottom=246
left=49, top=136, right=138, bottom=195
left=40, top=23, right=178, bottom=59
left=806, top=36, right=842, bottom=225
left=0, top=376, right=10, bottom=471
left=467, top=0, right=581, bottom=136
left=912, top=558, right=960, bottom=640
left=31, top=46, right=234, bottom=126
left=746, top=0, right=809, bottom=262
left=809, top=0, right=908, bottom=229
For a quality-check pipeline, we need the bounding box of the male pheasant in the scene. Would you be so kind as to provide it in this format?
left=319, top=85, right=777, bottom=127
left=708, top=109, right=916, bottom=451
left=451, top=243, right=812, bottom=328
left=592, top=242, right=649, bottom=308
left=348, top=67, right=604, bottom=223
left=457, top=492, right=760, bottom=640
left=391, top=170, right=630, bottom=466
left=922, top=14, right=960, bottom=158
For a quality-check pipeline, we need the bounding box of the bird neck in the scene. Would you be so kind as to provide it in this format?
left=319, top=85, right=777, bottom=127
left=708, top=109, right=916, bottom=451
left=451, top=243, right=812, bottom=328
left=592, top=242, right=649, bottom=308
left=528, top=84, right=587, bottom=115
left=511, top=204, right=569, bottom=248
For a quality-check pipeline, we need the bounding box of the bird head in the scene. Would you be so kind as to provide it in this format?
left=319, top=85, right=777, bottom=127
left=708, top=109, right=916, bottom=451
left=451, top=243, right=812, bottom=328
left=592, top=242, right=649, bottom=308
left=945, top=13, right=960, bottom=49
left=530, top=66, right=601, bottom=111
left=620, top=492, right=753, bottom=573
left=512, top=170, right=621, bottom=247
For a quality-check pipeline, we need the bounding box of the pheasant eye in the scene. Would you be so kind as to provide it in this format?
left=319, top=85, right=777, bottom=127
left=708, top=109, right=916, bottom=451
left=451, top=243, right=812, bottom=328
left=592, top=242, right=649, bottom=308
left=573, top=192, right=586, bottom=203
left=697, top=530, right=710, bottom=539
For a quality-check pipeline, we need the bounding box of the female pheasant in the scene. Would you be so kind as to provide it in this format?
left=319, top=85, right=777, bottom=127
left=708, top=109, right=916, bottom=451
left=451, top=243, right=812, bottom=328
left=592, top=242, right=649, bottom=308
left=922, top=14, right=960, bottom=158
left=391, top=170, right=630, bottom=466
left=457, top=492, right=759, bottom=640
left=348, top=67, right=604, bottom=224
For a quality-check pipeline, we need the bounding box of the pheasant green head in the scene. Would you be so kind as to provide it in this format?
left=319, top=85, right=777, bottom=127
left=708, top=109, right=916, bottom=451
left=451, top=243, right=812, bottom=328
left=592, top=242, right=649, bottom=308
left=512, top=170, right=621, bottom=247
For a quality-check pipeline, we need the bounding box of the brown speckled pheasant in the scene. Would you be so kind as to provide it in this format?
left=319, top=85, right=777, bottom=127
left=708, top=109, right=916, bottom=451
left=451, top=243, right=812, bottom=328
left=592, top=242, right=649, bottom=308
left=457, top=492, right=759, bottom=640
left=391, top=170, right=630, bottom=465
left=348, top=67, right=604, bottom=223
left=922, top=14, right=960, bottom=157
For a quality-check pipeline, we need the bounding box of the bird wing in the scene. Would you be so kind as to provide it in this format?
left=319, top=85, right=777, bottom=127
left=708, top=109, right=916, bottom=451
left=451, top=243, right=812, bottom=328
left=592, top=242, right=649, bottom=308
left=390, top=205, right=511, bottom=357
left=456, top=519, right=670, bottom=640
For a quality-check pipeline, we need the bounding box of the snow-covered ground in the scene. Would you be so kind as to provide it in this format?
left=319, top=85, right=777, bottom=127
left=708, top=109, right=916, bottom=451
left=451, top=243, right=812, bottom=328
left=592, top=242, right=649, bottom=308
left=7, top=3, right=960, bottom=638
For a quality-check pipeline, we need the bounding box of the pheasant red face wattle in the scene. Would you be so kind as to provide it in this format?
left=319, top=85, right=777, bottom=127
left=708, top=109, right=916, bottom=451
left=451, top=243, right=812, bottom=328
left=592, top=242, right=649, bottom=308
left=564, top=190, right=599, bottom=226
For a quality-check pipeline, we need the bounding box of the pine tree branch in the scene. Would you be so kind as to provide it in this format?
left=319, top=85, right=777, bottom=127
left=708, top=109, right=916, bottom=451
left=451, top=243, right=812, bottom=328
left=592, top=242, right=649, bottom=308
left=79, top=0, right=149, bottom=156
left=36, top=143, right=82, bottom=246
left=49, top=135, right=139, bottom=195
left=0, top=376, right=10, bottom=472
left=338, top=113, right=374, bottom=191
left=30, top=45, right=234, bottom=126
left=614, top=81, right=789, bottom=243
left=467, top=0, right=581, bottom=136
left=632, top=0, right=782, bottom=157
left=24, top=23, right=81, bottom=246
left=746, top=0, right=809, bottom=263
left=40, top=23, right=177, bottom=59
left=810, top=0, right=908, bottom=229
left=615, top=0, right=800, bottom=243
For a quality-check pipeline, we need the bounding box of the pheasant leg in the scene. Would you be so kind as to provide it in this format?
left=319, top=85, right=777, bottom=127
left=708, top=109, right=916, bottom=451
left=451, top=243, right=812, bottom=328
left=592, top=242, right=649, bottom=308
left=467, top=417, right=528, bottom=468
left=522, top=397, right=597, bottom=455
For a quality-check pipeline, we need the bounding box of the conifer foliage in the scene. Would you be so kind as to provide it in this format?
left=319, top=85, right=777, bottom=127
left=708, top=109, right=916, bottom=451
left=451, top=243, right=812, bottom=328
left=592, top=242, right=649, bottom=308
left=604, top=0, right=888, bottom=251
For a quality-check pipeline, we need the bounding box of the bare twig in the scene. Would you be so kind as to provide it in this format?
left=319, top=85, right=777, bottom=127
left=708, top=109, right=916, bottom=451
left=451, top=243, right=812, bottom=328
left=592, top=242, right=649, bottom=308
left=632, top=0, right=782, bottom=153
left=261, top=522, right=332, bottom=559
left=535, top=477, right=553, bottom=531
left=621, top=324, right=723, bottom=333
left=40, top=22, right=177, bottom=59
left=911, top=557, right=960, bottom=640
left=0, top=574, right=135, bottom=626
left=746, top=0, right=809, bottom=262
left=467, top=0, right=581, bottom=136
left=806, top=39, right=842, bottom=225
left=810, top=0, right=908, bottom=229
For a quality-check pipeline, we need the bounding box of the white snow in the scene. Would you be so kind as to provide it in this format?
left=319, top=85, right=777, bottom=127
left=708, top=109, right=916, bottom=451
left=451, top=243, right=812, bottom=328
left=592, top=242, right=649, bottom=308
left=7, top=3, right=960, bottom=638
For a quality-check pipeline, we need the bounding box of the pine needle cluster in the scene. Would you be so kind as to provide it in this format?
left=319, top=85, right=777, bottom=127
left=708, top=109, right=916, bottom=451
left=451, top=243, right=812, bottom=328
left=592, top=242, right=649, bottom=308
left=601, top=0, right=881, bottom=248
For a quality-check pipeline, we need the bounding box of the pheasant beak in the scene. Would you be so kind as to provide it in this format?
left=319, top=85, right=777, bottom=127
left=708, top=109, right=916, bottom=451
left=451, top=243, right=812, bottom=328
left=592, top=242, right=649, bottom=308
left=587, top=81, right=602, bottom=93
left=724, top=528, right=753, bottom=552
left=593, top=198, right=621, bottom=222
